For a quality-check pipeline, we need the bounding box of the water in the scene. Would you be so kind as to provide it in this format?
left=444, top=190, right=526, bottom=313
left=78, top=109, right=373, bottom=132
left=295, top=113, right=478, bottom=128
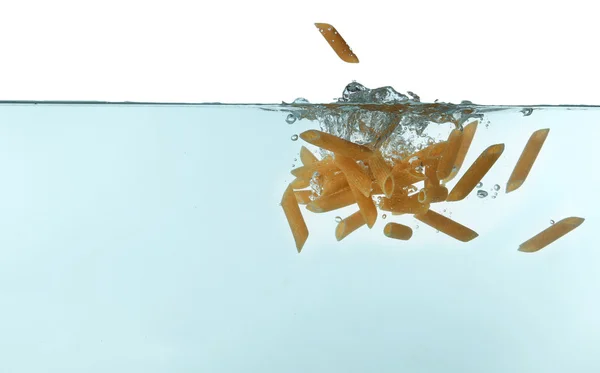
left=1, top=82, right=599, bottom=372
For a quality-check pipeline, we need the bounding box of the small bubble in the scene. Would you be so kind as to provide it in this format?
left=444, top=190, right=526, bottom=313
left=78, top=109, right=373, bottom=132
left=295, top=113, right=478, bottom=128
left=334, top=31, right=337, bottom=35
left=291, top=134, right=298, bottom=141
left=293, top=97, right=309, bottom=104
left=550, top=219, right=555, bottom=225
left=328, top=27, right=332, bottom=31
left=382, top=214, right=387, bottom=219
left=335, top=216, right=342, bottom=223
left=331, top=39, right=335, bottom=42
left=294, top=158, right=297, bottom=161
left=476, top=182, right=483, bottom=188
left=521, top=108, right=533, bottom=116
left=415, top=225, right=419, bottom=229
left=493, top=184, right=500, bottom=191
left=285, top=114, right=297, bottom=124
left=477, top=190, right=488, bottom=198
left=491, top=195, right=496, bottom=199
left=292, top=164, right=295, bottom=167
left=436, top=230, right=440, bottom=233
left=320, top=29, right=323, bottom=33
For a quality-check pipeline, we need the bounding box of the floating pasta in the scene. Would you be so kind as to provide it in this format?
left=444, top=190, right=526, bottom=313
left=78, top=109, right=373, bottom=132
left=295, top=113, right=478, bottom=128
left=314, top=23, right=359, bottom=63
left=294, top=190, right=314, bottom=205
left=519, top=217, right=584, bottom=253
left=281, top=184, right=309, bottom=252
left=335, top=211, right=366, bottom=241
left=367, top=152, right=395, bottom=197
left=306, top=186, right=355, bottom=213
left=383, top=222, right=413, bottom=241
left=348, top=183, right=377, bottom=228
left=443, top=121, right=478, bottom=183
left=437, top=129, right=464, bottom=180
left=414, top=209, right=478, bottom=242
left=334, top=154, right=373, bottom=197
left=446, top=144, right=505, bottom=202
left=506, top=128, right=550, bottom=194
left=300, top=146, right=319, bottom=166
left=300, top=130, right=373, bottom=160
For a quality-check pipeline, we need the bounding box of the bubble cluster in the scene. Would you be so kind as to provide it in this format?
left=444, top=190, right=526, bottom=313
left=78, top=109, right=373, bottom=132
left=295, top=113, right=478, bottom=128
left=477, top=190, right=488, bottom=198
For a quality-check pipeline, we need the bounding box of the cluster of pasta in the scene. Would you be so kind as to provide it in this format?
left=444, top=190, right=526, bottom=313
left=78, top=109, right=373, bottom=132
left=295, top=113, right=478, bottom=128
left=281, top=121, right=584, bottom=253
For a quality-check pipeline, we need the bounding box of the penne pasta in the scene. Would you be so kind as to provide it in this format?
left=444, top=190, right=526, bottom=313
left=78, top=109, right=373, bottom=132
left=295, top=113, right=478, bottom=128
left=290, top=177, right=310, bottom=189
left=335, top=211, right=366, bottom=241
left=392, top=167, right=426, bottom=189
left=367, top=152, right=395, bottom=198
left=421, top=185, right=448, bottom=203
left=383, top=222, right=413, bottom=241
left=348, top=183, right=377, bottom=228
left=294, top=190, right=314, bottom=205
left=300, top=145, right=319, bottom=166
left=290, top=157, right=337, bottom=180
left=321, top=171, right=349, bottom=196
left=414, top=209, right=478, bottom=242
left=437, top=129, right=464, bottom=180
left=334, top=154, right=373, bottom=197
left=506, top=128, right=550, bottom=194
left=519, top=217, right=584, bottom=253
left=300, top=130, right=373, bottom=160
left=443, top=120, right=478, bottom=183
left=281, top=184, right=310, bottom=252
left=314, top=23, right=359, bottom=63
left=371, top=182, right=384, bottom=196
left=379, top=194, right=430, bottom=215
left=306, top=186, right=355, bottom=213
left=446, top=144, right=505, bottom=202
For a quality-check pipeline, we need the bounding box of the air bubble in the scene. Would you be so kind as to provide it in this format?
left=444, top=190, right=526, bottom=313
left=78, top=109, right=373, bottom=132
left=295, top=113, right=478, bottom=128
left=328, top=27, right=332, bottom=31
left=415, top=225, right=419, bottom=229
left=550, top=219, right=555, bottom=225
left=382, top=214, right=387, bottom=219
left=285, top=114, right=297, bottom=124
left=493, top=184, right=500, bottom=191
left=477, top=190, right=488, bottom=198
left=291, top=134, right=299, bottom=141
left=521, top=108, right=533, bottom=116
left=335, top=216, right=342, bottom=223
left=293, top=97, right=309, bottom=104
left=476, top=182, right=483, bottom=188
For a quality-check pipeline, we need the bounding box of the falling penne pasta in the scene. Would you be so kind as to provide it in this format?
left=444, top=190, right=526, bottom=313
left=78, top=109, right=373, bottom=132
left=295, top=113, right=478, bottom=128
left=392, top=167, right=426, bottom=189
left=421, top=184, right=448, bottom=203
left=300, top=130, right=373, bottom=160
left=519, top=217, right=584, bottom=253
left=290, top=177, right=310, bottom=189
left=321, top=171, right=349, bottom=196
left=334, top=154, right=373, bottom=197
left=314, top=23, right=359, bottom=63
left=506, top=128, right=549, bottom=194
left=306, top=186, right=355, bottom=213
left=291, top=157, right=337, bottom=180
left=368, top=152, right=395, bottom=197
left=379, top=194, right=430, bottom=215
left=443, top=120, right=478, bottom=183
left=294, top=190, right=314, bottom=205
left=383, top=222, right=413, bottom=241
left=437, top=129, right=464, bottom=180
left=446, top=143, right=505, bottom=202
left=414, top=209, right=478, bottom=242
left=335, top=211, right=366, bottom=241
left=348, top=183, right=377, bottom=228
left=300, top=146, right=319, bottom=166
left=281, top=184, right=309, bottom=252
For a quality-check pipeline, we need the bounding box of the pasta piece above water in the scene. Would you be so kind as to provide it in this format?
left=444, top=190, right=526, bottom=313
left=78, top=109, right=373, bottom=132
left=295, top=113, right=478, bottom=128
left=519, top=217, right=584, bottom=253
left=506, top=128, right=550, bottom=194
left=314, top=23, right=359, bottom=63
left=281, top=184, right=309, bottom=252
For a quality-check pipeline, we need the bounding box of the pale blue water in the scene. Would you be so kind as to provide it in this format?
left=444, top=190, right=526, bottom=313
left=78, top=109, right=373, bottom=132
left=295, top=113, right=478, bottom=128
left=0, top=96, right=599, bottom=372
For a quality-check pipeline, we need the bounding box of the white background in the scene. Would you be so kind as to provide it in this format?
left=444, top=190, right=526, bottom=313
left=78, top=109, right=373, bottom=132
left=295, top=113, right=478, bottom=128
left=1, top=0, right=599, bottom=105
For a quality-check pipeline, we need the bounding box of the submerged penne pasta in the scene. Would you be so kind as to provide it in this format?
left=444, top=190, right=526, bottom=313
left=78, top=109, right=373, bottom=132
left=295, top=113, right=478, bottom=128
left=300, top=146, right=319, bottom=166
left=294, top=190, right=314, bottom=205
left=368, top=152, right=395, bottom=197
left=446, top=144, right=505, bottom=202
left=392, top=167, right=426, bottom=189
left=290, top=177, right=310, bottom=189
left=334, top=154, right=373, bottom=197
left=437, top=129, right=464, bottom=180
left=306, top=186, right=355, bottom=213
left=506, top=128, right=550, bottom=194
left=379, top=194, right=430, bottom=215
left=281, top=184, right=309, bottom=252
left=300, top=130, right=373, bottom=160
left=414, top=210, right=478, bottom=242
left=421, top=185, right=448, bottom=203
left=321, top=171, right=349, bottom=196
left=383, top=222, right=413, bottom=241
left=314, top=23, right=359, bottom=63
left=519, top=217, right=584, bottom=253
left=290, top=157, right=337, bottom=180
left=444, top=120, right=478, bottom=183
left=335, top=211, right=366, bottom=241
left=348, top=183, right=377, bottom=228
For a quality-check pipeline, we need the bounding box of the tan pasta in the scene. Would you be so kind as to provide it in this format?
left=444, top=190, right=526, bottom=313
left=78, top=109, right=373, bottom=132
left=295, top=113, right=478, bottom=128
left=383, top=222, right=413, bottom=241
left=335, top=211, right=366, bottom=241
left=368, top=152, right=395, bottom=197
left=415, top=210, right=478, bottom=242
left=444, top=120, right=478, bottom=183
left=281, top=184, right=309, bottom=252
left=334, top=154, right=373, bottom=197
left=294, top=190, right=314, bottom=205
left=300, top=146, right=319, bottom=166
left=506, top=128, right=550, bottom=194
left=306, top=186, right=355, bottom=213
left=314, top=23, right=359, bottom=63
left=348, top=183, right=377, bottom=228
left=437, top=129, right=464, bottom=180
left=300, top=130, right=373, bottom=160
left=519, top=217, right=584, bottom=253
